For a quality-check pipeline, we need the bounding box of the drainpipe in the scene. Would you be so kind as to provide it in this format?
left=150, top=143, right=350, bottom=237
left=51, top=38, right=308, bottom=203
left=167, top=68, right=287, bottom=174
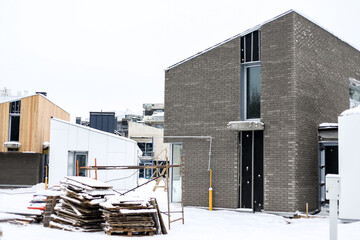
left=163, top=136, right=213, bottom=210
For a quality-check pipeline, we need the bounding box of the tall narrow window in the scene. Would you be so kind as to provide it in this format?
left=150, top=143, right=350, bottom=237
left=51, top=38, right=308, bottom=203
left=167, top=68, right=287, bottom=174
left=245, top=65, right=261, bottom=119
left=171, top=143, right=182, bottom=202
left=9, top=101, right=21, bottom=142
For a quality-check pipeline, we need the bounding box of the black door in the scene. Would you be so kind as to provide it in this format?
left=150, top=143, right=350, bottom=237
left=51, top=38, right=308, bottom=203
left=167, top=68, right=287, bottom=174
left=325, top=146, right=338, bottom=175
left=253, top=131, right=264, bottom=211
left=241, top=131, right=252, bottom=208
left=240, top=131, right=264, bottom=211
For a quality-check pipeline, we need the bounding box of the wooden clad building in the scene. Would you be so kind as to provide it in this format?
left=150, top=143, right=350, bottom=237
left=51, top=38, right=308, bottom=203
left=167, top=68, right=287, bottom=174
left=0, top=94, right=69, bottom=153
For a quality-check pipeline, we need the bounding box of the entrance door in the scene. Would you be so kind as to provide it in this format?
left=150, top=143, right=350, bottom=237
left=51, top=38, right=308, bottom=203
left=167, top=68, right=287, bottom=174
left=68, top=152, right=88, bottom=177
left=75, top=153, right=88, bottom=177
left=319, top=144, right=338, bottom=205
left=240, top=131, right=264, bottom=211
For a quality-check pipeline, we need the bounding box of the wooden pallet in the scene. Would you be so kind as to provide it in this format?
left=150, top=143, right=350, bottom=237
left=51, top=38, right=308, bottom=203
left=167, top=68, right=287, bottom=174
left=43, top=195, right=60, bottom=227
left=105, top=228, right=156, bottom=237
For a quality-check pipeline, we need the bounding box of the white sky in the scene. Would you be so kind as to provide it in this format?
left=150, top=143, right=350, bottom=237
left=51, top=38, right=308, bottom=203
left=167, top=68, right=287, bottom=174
left=1, top=0, right=360, bottom=121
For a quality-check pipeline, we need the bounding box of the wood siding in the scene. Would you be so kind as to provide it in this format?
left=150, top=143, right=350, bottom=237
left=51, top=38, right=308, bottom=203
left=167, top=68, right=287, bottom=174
left=19, top=95, right=70, bottom=153
left=0, top=95, right=70, bottom=153
left=0, top=102, right=10, bottom=152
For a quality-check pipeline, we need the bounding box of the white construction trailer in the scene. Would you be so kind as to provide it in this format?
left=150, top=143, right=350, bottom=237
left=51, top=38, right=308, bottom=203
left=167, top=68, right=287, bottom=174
left=338, top=106, right=360, bottom=221
left=49, top=118, right=141, bottom=190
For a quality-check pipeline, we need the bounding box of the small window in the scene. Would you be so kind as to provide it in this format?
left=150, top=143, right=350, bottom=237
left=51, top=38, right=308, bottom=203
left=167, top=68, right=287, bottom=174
left=138, top=142, right=153, bottom=157
left=350, top=78, right=360, bottom=108
left=241, top=30, right=260, bottom=63
left=9, top=101, right=21, bottom=142
left=10, top=101, right=21, bottom=114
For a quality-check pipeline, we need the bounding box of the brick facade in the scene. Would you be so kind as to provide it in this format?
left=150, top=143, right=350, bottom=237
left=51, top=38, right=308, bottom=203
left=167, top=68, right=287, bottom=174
left=164, top=11, right=360, bottom=212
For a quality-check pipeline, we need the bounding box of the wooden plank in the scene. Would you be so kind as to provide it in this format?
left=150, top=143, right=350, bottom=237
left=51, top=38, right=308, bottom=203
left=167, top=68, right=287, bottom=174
left=65, top=176, right=113, bottom=189
left=150, top=198, right=167, bottom=234
left=81, top=164, right=181, bottom=170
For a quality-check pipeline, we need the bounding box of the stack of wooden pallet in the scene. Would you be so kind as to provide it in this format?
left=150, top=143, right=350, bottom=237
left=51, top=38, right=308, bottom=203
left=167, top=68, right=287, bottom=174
left=43, top=195, right=60, bottom=227
left=49, top=176, right=114, bottom=232
left=100, top=196, right=167, bottom=236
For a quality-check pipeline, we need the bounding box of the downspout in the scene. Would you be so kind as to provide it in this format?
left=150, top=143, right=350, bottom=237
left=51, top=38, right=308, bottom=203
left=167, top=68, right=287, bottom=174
left=163, top=136, right=213, bottom=210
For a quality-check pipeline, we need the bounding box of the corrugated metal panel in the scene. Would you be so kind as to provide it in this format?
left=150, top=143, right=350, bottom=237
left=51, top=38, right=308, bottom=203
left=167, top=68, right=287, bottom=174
left=90, top=112, right=116, bottom=134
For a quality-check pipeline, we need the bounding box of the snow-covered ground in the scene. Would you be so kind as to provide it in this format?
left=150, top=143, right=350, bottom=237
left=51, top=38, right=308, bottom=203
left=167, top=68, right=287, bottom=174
left=1, top=179, right=360, bottom=240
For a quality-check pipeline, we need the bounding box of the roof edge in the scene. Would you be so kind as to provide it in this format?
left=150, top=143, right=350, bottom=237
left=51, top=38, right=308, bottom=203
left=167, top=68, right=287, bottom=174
left=165, top=9, right=295, bottom=71
left=51, top=117, right=138, bottom=144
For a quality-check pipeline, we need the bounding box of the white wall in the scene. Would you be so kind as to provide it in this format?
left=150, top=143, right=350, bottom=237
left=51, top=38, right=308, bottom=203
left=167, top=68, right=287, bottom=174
left=338, top=112, right=360, bottom=221
left=49, top=118, right=140, bottom=190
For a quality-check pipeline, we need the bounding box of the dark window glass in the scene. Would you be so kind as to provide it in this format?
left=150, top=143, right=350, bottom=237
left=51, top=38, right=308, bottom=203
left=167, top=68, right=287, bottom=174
left=9, top=101, right=21, bottom=114
left=138, top=142, right=153, bottom=156
left=253, top=31, right=259, bottom=61
left=76, top=154, right=87, bottom=177
left=245, top=34, right=252, bottom=62
left=241, top=31, right=260, bottom=63
left=246, top=66, right=261, bottom=119
left=10, top=116, right=20, bottom=141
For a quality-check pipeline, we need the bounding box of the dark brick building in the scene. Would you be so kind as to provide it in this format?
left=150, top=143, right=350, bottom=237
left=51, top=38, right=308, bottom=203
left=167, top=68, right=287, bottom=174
left=164, top=10, right=360, bottom=212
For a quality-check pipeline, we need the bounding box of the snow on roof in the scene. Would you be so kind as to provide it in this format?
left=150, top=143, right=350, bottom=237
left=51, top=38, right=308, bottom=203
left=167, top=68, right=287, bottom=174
left=165, top=9, right=360, bottom=71
left=318, top=123, right=338, bottom=128
left=340, top=105, right=360, bottom=116
left=51, top=117, right=138, bottom=145
left=0, top=93, right=69, bottom=115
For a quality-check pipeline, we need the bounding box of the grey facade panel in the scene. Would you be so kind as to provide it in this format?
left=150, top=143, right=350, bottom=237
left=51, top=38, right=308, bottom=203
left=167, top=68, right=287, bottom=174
left=164, top=10, right=360, bottom=212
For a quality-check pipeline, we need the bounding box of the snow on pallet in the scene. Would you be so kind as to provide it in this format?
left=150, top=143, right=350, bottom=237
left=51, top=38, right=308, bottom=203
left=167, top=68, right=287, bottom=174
left=49, top=177, right=115, bottom=232
left=100, top=196, right=167, bottom=236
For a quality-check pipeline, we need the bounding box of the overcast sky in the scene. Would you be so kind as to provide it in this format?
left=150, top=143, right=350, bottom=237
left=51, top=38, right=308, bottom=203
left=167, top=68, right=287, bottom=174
left=1, top=0, right=360, bottom=121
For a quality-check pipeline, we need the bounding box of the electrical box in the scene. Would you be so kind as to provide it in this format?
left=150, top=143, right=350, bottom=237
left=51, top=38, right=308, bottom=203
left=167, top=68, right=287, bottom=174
left=326, top=174, right=341, bottom=200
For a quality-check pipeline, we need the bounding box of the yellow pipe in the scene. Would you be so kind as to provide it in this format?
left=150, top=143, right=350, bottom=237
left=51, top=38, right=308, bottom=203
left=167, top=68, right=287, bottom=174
left=209, top=169, right=213, bottom=211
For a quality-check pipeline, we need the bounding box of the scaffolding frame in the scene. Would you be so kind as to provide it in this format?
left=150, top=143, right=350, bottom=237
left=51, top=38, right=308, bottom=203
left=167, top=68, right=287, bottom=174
left=81, top=157, right=184, bottom=230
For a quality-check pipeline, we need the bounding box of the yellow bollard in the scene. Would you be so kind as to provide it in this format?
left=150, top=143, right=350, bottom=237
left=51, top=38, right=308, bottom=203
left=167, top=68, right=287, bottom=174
left=209, top=169, right=213, bottom=211
left=209, top=187, right=213, bottom=211
left=45, top=166, right=48, bottom=190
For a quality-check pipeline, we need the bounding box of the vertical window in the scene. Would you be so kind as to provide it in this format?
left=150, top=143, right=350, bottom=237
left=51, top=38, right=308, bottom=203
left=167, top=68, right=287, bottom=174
left=349, top=78, right=360, bottom=108
left=241, top=30, right=261, bottom=120
left=9, top=101, right=21, bottom=142
left=171, top=143, right=182, bottom=202
left=246, top=66, right=261, bottom=119
left=241, top=30, right=260, bottom=63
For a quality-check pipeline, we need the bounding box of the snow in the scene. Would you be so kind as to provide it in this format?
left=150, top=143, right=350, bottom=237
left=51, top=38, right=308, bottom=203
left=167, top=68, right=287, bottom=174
left=340, top=105, right=360, bottom=116
left=318, top=123, right=338, bottom=128
left=1, top=180, right=360, bottom=240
